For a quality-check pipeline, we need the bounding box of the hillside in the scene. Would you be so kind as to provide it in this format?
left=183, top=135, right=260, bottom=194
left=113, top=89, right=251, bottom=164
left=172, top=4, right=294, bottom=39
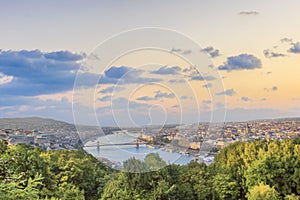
left=0, top=117, right=76, bottom=132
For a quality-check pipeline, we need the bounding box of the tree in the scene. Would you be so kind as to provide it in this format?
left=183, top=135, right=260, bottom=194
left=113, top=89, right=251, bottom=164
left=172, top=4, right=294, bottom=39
left=285, top=194, right=300, bottom=200
left=123, top=157, right=147, bottom=173
left=56, top=183, right=85, bottom=200
left=244, top=139, right=300, bottom=197
left=0, top=141, right=111, bottom=199
left=213, top=173, right=240, bottom=200
left=178, top=162, right=213, bottom=200
left=0, top=140, right=8, bottom=153
left=246, top=182, right=280, bottom=200
left=150, top=179, right=176, bottom=200
left=101, top=173, right=132, bottom=200
left=0, top=173, right=44, bottom=200
left=144, top=153, right=166, bottom=171
left=43, top=150, right=109, bottom=200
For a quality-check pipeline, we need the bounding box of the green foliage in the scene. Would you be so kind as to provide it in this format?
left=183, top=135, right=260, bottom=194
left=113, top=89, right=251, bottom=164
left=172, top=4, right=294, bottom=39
left=182, top=162, right=213, bottom=199
left=0, top=173, right=44, bottom=200
left=100, top=173, right=133, bottom=200
left=150, top=179, right=177, bottom=200
left=102, top=157, right=213, bottom=200
left=41, top=150, right=108, bottom=199
left=213, top=138, right=300, bottom=199
left=124, top=157, right=147, bottom=173
left=244, top=139, right=300, bottom=197
left=246, top=182, right=280, bottom=200
left=0, top=140, right=8, bottom=153
left=285, top=194, right=300, bottom=200
left=0, top=141, right=110, bottom=200
left=56, top=183, right=85, bottom=200
left=144, top=153, right=167, bottom=171
left=0, top=138, right=299, bottom=200
left=213, top=173, right=240, bottom=199
left=123, top=153, right=167, bottom=173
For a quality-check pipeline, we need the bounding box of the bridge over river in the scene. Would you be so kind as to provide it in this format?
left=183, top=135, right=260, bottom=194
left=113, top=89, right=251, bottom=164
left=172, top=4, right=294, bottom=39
left=84, top=138, right=152, bottom=150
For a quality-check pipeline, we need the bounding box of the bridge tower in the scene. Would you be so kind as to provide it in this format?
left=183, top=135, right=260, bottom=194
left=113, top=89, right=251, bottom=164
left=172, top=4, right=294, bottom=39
left=97, top=141, right=100, bottom=152
left=136, top=139, right=139, bottom=149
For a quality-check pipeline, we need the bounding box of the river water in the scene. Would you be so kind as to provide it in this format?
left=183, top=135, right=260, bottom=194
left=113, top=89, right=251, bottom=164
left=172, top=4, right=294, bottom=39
left=84, top=133, right=193, bottom=167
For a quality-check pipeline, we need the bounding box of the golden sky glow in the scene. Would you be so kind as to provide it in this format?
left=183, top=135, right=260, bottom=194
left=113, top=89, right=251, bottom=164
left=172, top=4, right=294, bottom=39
left=1, top=0, right=300, bottom=125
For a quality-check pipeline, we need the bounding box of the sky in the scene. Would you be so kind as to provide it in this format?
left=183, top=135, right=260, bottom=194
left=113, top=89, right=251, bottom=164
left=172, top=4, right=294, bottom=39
left=1, top=0, right=300, bottom=126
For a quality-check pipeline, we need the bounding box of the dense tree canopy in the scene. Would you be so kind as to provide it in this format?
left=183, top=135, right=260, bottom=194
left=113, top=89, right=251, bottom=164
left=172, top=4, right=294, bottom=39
left=102, top=138, right=300, bottom=200
left=0, top=138, right=299, bottom=199
left=0, top=140, right=111, bottom=200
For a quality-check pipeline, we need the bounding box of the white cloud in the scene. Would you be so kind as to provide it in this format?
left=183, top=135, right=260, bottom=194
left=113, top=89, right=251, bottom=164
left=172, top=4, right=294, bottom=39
left=0, top=72, right=14, bottom=85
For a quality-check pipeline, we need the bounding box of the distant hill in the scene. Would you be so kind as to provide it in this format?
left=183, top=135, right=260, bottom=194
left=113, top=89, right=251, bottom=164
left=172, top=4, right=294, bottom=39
left=0, top=117, right=120, bottom=141
left=250, top=117, right=300, bottom=122
left=0, top=117, right=76, bottom=132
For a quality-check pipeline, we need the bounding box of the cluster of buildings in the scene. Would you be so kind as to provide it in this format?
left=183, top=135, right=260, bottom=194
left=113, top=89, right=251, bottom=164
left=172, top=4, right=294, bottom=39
left=1, top=118, right=299, bottom=166
left=0, top=128, right=82, bottom=150
left=140, top=118, right=300, bottom=153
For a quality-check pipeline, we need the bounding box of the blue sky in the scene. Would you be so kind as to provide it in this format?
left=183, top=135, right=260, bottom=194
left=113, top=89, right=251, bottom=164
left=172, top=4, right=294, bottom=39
left=1, top=0, right=300, bottom=126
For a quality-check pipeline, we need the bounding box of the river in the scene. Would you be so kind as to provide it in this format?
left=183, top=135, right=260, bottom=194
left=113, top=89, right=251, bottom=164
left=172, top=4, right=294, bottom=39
left=84, top=133, right=193, bottom=168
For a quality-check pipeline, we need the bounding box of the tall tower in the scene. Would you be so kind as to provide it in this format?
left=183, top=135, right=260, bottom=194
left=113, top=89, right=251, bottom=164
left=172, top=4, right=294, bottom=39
left=97, top=141, right=100, bottom=152
left=32, top=129, right=38, bottom=136
left=246, top=123, right=251, bottom=135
